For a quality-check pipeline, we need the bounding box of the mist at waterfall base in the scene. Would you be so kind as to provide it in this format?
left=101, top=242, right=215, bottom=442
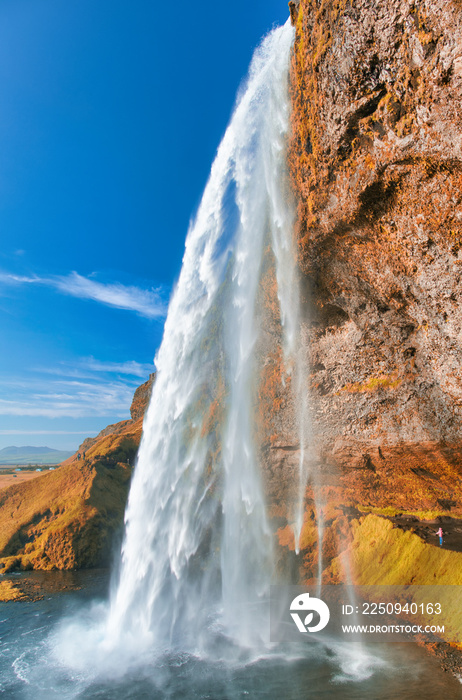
left=2, top=572, right=461, bottom=698
left=2, top=21, right=462, bottom=700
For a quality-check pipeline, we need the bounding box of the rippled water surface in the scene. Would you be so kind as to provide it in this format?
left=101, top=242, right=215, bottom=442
left=1, top=571, right=461, bottom=700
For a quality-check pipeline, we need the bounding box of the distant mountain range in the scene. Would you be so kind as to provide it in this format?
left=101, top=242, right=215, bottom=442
left=0, top=446, right=73, bottom=465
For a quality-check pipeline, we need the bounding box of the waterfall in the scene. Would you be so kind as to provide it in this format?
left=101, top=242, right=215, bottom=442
left=104, top=20, right=304, bottom=654
left=7, top=14, right=446, bottom=699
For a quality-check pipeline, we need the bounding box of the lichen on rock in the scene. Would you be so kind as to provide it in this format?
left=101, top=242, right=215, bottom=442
left=285, top=0, right=462, bottom=489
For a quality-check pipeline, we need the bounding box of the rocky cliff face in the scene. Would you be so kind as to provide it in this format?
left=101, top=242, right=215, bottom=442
left=130, top=373, right=156, bottom=421
left=261, top=0, right=462, bottom=595
left=261, top=7, right=462, bottom=665
left=289, top=0, right=462, bottom=453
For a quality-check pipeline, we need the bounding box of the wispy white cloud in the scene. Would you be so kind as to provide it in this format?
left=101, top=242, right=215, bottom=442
left=0, top=272, right=37, bottom=284
left=0, top=377, right=135, bottom=419
left=0, top=351, right=154, bottom=422
left=31, top=358, right=154, bottom=383
left=77, top=358, right=154, bottom=377
left=53, top=272, right=167, bottom=319
left=0, top=270, right=167, bottom=319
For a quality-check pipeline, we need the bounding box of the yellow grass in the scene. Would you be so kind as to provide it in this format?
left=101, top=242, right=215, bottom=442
left=329, top=514, right=462, bottom=644
left=0, top=421, right=141, bottom=571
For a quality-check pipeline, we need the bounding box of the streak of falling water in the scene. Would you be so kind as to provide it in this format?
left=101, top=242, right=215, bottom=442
left=103, top=21, right=297, bottom=654
left=265, top=49, right=317, bottom=559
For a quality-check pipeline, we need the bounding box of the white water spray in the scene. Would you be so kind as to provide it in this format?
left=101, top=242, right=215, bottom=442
left=104, top=21, right=298, bottom=653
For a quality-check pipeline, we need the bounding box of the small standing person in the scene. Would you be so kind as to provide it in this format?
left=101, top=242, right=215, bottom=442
left=436, top=526, right=444, bottom=547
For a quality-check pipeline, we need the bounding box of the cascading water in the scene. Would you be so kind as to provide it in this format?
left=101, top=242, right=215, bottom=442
left=105, top=20, right=298, bottom=654
left=51, top=20, right=336, bottom=684
left=4, top=17, right=450, bottom=700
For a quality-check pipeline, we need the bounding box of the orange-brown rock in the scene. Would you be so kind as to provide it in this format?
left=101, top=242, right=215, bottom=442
left=266, top=0, right=462, bottom=608
left=288, top=0, right=301, bottom=25
left=288, top=0, right=462, bottom=452
left=130, top=373, right=155, bottom=421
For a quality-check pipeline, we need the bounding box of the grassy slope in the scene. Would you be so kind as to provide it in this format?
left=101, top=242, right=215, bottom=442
left=0, top=420, right=142, bottom=572
left=334, top=514, right=462, bottom=645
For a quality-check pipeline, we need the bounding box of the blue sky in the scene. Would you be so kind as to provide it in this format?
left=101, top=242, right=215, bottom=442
left=0, top=0, right=289, bottom=450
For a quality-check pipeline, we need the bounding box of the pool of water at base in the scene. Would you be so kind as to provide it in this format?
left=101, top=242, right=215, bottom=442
left=0, top=571, right=461, bottom=699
